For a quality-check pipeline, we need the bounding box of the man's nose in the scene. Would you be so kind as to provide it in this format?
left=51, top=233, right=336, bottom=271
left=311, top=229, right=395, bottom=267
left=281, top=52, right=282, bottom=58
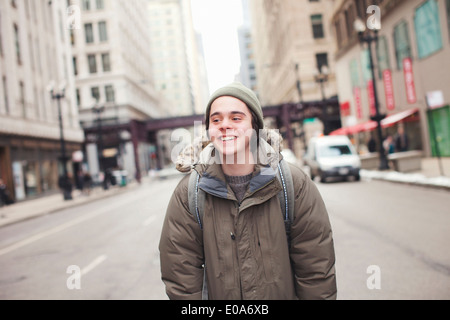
left=220, top=118, right=233, bottom=130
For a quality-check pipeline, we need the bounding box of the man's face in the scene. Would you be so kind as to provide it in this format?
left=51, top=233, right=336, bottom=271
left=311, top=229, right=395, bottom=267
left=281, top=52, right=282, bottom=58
left=208, top=96, right=254, bottom=162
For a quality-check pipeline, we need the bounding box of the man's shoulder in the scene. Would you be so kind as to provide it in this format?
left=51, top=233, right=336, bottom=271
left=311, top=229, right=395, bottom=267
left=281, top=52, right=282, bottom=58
left=285, top=162, right=309, bottom=187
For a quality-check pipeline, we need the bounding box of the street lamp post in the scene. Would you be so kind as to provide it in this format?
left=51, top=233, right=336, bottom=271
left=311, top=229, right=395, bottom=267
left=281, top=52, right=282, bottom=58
left=49, top=83, right=73, bottom=200
left=314, top=66, right=332, bottom=135
left=354, top=18, right=390, bottom=170
left=92, top=104, right=108, bottom=190
left=314, top=65, right=329, bottom=102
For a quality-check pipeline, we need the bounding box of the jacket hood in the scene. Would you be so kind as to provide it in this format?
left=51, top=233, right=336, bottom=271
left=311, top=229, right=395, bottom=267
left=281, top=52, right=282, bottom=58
left=175, top=129, right=284, bottom=174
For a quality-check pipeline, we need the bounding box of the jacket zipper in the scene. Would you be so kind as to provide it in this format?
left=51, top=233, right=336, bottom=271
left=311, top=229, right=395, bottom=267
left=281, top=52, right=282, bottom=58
left=231, top=200, right=245, bottom=299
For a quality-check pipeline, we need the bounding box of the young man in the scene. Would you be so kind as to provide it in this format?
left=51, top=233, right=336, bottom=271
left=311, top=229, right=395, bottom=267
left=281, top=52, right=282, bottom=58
left=159, top=82, right=336, bottom=300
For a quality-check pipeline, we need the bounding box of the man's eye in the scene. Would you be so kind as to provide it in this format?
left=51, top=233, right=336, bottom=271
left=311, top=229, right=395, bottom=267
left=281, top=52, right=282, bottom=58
left=232, top=117, right=241, bottom=121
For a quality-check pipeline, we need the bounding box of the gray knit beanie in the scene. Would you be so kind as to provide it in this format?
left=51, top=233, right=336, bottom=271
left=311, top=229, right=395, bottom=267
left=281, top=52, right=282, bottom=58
left=205, top=82, right=264, bottom=130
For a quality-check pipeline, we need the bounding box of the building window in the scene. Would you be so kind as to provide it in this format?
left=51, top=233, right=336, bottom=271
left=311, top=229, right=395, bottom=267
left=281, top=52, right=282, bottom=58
left=315, top=53, right=328, bottom=72
left=101, top=53, right=111, bottom=72
left=82, top=0, right=90, bottom=11
left=447, top=0, right=450, bottom=41
left=98, top=21, right=108, bottom=42
left=361, top=49, right=372, bottom=83
left=334, top=18, right=343, bottom=47
left=70, top=29, right=75, bottom=46
left=349, top=59, right=360, bottom=88
left=73, top=56, right=78, bottom=75
left=14, top=24, right=21, bottom=65
left=355, top=0, right=366, bottom=19
left=91, top=87, right=100, bottom=102
left=76, top=88, right=81, bottom=108
left=87, top=54, right=97, bottom=73
left=344, top=4, right=355, bottom=39
left=0, top=12, right=3, bottom=57
left=96, top=0, right=104, bottom=10
left=105, top=85, right=115, bottom=102
left=414, top=0, right=443, bottom=59
left=84, top=23, right=94, bottom=43
left=311, top=14, right=324, bottom=39
left=376, top=36, right=391, bottom=78
left=3, top=76, right=9, bottom=114
left=393, top=21, right=411, bottom=70
left=19, top=81, right=25, bottom=118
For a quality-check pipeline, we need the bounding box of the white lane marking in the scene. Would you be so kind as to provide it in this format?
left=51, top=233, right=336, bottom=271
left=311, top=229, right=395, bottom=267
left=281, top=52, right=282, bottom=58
left=143, top=215, right=157, bottom=226
left=0, top=200, right=123, bottom=257
left=81, top=255, right=107, bottom=276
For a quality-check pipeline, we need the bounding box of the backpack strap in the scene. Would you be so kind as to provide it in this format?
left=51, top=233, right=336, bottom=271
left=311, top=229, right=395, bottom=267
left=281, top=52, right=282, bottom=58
left=188, top=170, right=205, bottom=229
left=188, top=170, right=208, bottom=299
left=276, top=159, right=295, bottom=248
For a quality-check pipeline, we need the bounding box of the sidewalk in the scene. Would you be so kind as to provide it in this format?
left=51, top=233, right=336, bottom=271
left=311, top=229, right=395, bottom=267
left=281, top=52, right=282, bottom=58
left=361, top=157, right=450, bottom=190
left=0, top=179, right=143, bottom=228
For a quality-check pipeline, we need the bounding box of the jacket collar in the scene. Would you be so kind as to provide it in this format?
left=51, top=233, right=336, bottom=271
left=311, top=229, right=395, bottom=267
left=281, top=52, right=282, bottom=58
left=194, top=139, right=283, bottom=203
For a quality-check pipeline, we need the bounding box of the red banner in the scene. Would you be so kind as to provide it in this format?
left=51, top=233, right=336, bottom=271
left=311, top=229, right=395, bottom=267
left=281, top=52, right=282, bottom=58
left=340, top=101, right=350, bottom=117
left=353, top=87, right=362, bottom=119
left=367, top=80, right=376, bottom=117
left=403, top=57, right=417, bottom=104
left=383, top=69, right=395, bottom=111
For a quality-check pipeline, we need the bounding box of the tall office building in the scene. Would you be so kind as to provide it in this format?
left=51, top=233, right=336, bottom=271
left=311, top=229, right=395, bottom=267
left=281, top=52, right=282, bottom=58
left=0, top=0, right=84, bottom=201
left=249, top=0, right=339, bottom=149
left=237, top=0, right=258, bottom=94
left=249, top=0, right=337, bottom=106
left=70, top=0, right=164, bottom=181
left=148, top=0, right=209, bottom=116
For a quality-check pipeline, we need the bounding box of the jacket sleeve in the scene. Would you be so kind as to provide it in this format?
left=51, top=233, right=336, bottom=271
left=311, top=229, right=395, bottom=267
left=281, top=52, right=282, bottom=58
left=159, top=175, right=204, bottom=300
left=289, top=168, right=337, bottom=300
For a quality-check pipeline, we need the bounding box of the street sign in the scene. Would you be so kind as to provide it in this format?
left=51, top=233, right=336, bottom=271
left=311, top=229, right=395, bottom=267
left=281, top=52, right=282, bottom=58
left=383, top=69, right=395, bottom=110
left=367, top=80, right=376, bottom=117
left=403, top=58, right=417, bottom=104
left=353, top=87, right=363, bottom=119
left=426, top=90, right=444, bottom=109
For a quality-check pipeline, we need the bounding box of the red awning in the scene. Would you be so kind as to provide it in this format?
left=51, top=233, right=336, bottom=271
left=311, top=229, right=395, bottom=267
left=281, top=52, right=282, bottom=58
left=381, top=108, right=419, bottom=128
left=329, top=120, right=377, bottom=136
left=329, top=127, right=348, bottom=136
left=329, top=108, right=420, bottom=136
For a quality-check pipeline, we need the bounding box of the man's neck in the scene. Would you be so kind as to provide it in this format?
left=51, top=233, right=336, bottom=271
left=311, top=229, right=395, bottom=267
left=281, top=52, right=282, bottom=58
left=220, top=152, right=255, bottom=176
left=221, top=162, right=255, bottom=177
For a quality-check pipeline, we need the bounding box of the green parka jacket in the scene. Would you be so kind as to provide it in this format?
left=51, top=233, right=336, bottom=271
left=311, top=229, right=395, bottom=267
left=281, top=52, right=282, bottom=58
left=159, top=135, right=337, bottom=300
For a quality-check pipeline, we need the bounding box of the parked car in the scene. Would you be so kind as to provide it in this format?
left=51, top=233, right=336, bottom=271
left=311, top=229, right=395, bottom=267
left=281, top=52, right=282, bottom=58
left=304, top=135, right=361, bottom=182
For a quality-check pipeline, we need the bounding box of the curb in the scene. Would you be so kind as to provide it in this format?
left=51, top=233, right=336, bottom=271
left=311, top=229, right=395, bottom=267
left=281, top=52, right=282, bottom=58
left=0, top=183, right=140, bottom=228
left=360, top=170, right=450, bottom=191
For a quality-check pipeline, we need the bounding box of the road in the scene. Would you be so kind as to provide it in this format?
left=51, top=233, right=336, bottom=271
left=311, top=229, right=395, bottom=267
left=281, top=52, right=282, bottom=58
left=317, top=179, right=450, bottom=299
left=0, top=175, right=449, bottom=300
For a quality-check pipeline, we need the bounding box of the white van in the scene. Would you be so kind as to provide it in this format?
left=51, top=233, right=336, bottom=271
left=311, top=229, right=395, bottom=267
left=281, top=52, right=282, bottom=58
left=304, top=135, right=361, bottom=182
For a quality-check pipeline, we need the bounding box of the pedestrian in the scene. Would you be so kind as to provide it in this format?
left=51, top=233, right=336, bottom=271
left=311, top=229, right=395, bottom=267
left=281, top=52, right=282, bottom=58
left=394, top=126, right=409, bottom=152
left=0, top=178, right=14, bottom=206
left=383, top=135, right=395, bottom=155
left=368, top=135, right=377, bottom=153
left=159, top=82, right=337, bottom=300
left=83, top=172, right=92, bottom=196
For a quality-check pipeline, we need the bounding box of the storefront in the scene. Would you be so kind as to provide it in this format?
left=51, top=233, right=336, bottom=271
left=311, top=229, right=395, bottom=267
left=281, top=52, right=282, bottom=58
left=330, top=108, right=422, bottom=154
left=427, top=105, right=450, bottom=157
left=0, top=136, right=82, bottom=202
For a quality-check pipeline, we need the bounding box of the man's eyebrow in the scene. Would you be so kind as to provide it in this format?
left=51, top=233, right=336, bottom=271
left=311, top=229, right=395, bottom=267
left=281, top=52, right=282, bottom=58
left=210, top=111, right=247, bottom=118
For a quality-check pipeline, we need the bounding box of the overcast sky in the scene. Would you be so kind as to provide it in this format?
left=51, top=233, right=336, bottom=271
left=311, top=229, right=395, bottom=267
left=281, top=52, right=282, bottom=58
left=190, top=0, right=244, bottom=94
